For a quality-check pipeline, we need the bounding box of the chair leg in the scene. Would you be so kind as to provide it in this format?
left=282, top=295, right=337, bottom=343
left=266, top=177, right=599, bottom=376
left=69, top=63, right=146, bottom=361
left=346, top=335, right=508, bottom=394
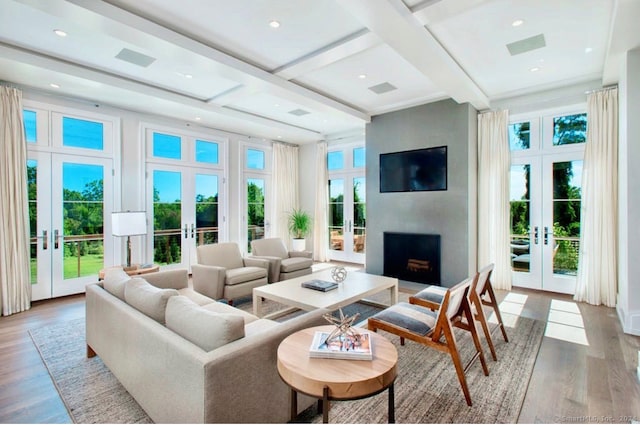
left=484, top=285, right=509, bottom=343
left=443, top=325, right=473, bottom=406
left=463, top=301, right=489, bottom=376
left=474, top=297, right=498, bottom=361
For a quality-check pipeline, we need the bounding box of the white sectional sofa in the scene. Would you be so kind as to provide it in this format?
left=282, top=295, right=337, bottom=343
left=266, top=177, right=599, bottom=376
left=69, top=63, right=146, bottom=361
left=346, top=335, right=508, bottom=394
left=85, top=268, right=327, bottom=423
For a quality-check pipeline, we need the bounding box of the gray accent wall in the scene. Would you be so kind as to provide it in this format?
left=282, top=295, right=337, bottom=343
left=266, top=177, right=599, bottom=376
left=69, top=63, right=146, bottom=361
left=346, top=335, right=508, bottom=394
left=365, top=99, right=477, bottom=287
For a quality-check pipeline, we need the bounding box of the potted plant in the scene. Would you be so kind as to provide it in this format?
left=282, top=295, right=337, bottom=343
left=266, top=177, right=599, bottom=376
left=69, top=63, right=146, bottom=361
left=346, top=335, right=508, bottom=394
left=288, top=208, right=312, bottom=251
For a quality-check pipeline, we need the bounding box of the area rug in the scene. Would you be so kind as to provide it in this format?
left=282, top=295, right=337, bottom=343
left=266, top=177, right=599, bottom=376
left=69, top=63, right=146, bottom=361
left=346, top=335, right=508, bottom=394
left=28, top=319, right=152, bottom=424
left=298, top=315, right=545, bottom=424
left=29, top=300, right=544, bottom=424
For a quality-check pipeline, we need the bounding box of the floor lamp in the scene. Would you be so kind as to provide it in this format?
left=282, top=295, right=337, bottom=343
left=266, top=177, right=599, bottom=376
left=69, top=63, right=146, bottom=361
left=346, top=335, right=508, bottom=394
left=112, top=211, right=147, bottom=270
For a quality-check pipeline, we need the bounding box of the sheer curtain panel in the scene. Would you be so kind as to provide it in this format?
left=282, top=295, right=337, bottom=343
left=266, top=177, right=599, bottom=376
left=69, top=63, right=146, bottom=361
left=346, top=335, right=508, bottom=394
left=272, top=142, right=299, bottom=246
left=313, top=142, right=329, bottom=262
left=0, top=86, right=31, bottom=315
left=574, top=88, right=618, bottom=307
left=477, top=110, right=512, bottom=290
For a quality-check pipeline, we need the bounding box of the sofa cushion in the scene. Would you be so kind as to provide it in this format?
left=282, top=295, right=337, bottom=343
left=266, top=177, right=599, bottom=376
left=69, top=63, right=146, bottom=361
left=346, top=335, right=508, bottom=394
left=201, top=301, right=259, bottom=324
left=103, top=267, right=131, bottom=301
left=225, top=266, right=267, bottom=285
left=124, top=278, right=179, bottom=324
left=166, top=296, right=245, bottom=351
left=280, top=257, right=313, bottom=273
left=177, top=287, right=216, bottom=306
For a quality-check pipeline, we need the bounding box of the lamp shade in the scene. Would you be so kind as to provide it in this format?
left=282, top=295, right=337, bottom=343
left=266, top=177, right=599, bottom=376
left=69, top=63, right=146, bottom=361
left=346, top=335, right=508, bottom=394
left=112, top=211, right=147, bottom=236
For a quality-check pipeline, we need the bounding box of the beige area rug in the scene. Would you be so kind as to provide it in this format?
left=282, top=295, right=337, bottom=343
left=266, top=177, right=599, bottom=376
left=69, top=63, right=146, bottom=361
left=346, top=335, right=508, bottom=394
left=297, top=315, right=545, bottom=424
left=29, top=295, right=544, bottom=424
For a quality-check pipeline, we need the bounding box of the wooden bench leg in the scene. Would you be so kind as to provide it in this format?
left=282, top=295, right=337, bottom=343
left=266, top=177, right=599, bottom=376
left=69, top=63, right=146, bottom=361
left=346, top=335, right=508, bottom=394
left=87, top=344, right=96, bottom=358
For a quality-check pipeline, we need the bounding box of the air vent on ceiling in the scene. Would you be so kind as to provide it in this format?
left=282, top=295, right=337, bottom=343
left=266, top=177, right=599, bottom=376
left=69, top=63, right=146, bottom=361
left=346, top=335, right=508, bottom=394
left=288, top=108, right=311, bottom=116
left=506, top=34, right=546, bottom=56
left=368, top=82, right=397, bottom=94
left=115, top=48, right=156, bottom=68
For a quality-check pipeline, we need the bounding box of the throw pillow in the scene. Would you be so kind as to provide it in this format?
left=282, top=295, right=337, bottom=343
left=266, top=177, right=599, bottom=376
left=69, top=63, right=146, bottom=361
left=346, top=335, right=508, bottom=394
left=166, top=296, right=245, bottom=351
left=124, top=278, right=179, bottom=324
left=103, top=267, right=130, bottom=301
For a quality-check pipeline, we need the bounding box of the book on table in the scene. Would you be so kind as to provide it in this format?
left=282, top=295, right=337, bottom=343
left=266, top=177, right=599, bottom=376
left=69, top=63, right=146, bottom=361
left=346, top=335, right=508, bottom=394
left=301, top=279, right=338, bottom=292
left=309, top=330, right=373, bottom=360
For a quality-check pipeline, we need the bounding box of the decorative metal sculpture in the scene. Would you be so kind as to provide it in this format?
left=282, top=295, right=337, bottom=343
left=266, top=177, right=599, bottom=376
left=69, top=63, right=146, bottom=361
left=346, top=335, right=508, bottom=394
left=330, top=266, right=347, bottom=283
left=322, top=308, right=361, bottom=344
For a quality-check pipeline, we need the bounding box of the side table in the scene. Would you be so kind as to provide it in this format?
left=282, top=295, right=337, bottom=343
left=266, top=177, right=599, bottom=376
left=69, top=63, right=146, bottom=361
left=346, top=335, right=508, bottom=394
left=277, top=325, right=398, bottom=423
left=98, top=264, right=160, bottom=280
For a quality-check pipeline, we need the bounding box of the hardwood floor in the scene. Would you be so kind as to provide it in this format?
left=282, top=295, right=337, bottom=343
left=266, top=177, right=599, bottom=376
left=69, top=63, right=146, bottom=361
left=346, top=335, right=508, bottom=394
left=0, top=286, right=638, bottom=423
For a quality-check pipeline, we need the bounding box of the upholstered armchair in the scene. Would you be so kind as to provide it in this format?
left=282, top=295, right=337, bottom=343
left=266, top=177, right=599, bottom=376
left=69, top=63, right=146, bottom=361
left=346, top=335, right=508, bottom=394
left=250, top=238, right=313, bottom=283
left=191, top=242, right=269, bottom=305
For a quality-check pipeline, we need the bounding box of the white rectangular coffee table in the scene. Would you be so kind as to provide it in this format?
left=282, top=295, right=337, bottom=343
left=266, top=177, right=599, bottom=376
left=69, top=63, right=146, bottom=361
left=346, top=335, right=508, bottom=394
left=253, top=269, right=398, bottom=320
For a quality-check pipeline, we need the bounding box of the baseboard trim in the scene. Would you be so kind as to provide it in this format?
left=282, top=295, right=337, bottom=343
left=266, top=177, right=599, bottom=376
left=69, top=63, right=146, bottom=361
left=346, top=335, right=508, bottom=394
left=616, top=300, right=640, bottom=336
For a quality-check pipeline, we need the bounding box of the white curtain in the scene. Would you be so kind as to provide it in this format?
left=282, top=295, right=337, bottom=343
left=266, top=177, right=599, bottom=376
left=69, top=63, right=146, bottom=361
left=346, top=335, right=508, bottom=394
left=0, top=86, right=31, bottom=315
left=313, top=142, right=329, bottom=262
left=574, top=88, right=618, bottom=307
left=271, top=143, right=299, bottom=247
left=477, top=110, right=512, bottom=290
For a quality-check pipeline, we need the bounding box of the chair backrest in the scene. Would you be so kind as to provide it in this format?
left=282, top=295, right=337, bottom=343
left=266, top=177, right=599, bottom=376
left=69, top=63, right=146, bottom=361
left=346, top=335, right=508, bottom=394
left=429, top=277, right=472, bottom=341
left=476, top=263, right=494, bottom=296
left=250, top=238, right=289, bottom=259
left=196, top=243, right=244, bottom=270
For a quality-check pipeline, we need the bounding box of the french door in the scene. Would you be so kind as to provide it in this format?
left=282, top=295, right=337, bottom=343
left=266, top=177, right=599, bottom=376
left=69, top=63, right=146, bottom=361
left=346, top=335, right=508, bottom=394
left=245, top=174, right=271, bottom=253
left=509, top=109, right=585, bottom=294
left=328, top=174, right=366, bottom=264
left=146, top=164, right=223, bottom=271
left=29, top=152, right=114, bottom=300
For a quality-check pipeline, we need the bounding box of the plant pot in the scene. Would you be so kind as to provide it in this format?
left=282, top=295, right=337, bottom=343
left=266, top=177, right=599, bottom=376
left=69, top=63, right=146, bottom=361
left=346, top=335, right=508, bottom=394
left=291, top=238, right=306, bottom=252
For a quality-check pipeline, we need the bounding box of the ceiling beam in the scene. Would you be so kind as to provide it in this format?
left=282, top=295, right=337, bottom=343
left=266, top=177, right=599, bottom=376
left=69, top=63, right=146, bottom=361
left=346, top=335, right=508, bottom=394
left=603, top=0, right=640, bottom=85
left=336, top=0, right=490, bottom=110
left=62, top=0, right=370, bottom=122
left=0, top=42, right=324, bottom=138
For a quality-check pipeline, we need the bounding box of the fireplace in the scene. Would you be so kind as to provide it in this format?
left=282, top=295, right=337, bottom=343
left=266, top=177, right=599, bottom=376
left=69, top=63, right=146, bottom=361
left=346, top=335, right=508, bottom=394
left=383, top=232, right=441, bottom=285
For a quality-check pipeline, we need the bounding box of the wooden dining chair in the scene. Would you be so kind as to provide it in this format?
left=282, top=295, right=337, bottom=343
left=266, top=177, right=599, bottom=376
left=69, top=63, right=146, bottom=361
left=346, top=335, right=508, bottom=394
left=367, top=277, right=489, bottom=406
left=409, top=263, right=509, bottom=361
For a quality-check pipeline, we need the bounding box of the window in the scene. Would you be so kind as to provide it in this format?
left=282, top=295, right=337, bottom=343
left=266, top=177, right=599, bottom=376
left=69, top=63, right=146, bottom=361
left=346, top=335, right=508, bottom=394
left=62, top=117, right=104, bottom=150
left=509, top=122, right=530, bottom=151
left=247, top=148, right=265, bottom=170
left=195, top=139, right=219, bottom=164
left=24, top=110, right=37, bottom=143
left=328, top=151, right=344, bottom=171
left=153, top=132, right=182, bottom=159
left=552, top=113, right=587, bottom=146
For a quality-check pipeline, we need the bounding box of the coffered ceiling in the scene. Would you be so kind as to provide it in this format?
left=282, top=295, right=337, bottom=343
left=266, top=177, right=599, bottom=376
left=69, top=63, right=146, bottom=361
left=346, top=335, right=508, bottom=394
left=0, top=0, right=637, bottom=144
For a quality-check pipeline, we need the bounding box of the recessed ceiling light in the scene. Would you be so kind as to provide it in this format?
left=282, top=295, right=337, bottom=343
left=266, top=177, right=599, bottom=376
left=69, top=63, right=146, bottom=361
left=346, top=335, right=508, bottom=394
left=358, top=74, right=367, bottom=79
left=194, top=116, right=201, bottom=121
left=585, top=47, right=593, bottom=53
left=530, top=67, right=540, bottom=72
left=184, top=74, right=193, bottom=79
left=49, top=83, right=60, bottom=88
left=277, top=135, right=282, bottom=139
left=512, top=19, right=524, bottom=27
left=269, top=20, right=280, bottom=28
left=274, top=103, right=280, bottom=107
left=53, top=29, right=67, bottom=37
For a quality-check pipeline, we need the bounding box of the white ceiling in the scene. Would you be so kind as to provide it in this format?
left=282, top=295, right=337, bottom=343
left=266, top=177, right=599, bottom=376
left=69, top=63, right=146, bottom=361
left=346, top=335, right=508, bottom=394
left=0, top=0, right=638, bottom=144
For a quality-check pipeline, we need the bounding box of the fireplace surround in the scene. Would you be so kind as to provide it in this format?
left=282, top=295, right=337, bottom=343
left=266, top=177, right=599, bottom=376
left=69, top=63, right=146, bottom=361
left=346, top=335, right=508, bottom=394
left=383, top=232, right=441, bottom=285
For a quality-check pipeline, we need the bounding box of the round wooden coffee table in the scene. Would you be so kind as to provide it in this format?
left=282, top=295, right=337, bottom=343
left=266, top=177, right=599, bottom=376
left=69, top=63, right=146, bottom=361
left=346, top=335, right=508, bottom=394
left=277, top=325, right=398, bottom=423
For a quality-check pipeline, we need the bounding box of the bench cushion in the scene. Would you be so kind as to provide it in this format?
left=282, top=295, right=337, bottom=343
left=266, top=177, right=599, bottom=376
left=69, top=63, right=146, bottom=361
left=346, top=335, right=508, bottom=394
left=124, top=277, right=179, bottom=324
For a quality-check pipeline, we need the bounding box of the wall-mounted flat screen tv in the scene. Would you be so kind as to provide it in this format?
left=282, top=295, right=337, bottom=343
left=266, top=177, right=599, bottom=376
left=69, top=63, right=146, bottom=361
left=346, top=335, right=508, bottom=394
left=379, top=146, right=447, bottom=193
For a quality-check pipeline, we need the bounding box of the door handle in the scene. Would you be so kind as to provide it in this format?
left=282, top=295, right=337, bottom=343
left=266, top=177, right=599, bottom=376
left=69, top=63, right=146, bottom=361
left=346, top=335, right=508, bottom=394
left=191, top=223, right=195, bottom=239
left=184, top=224, right=188, bottom=239
left=544, top=226, right=549, bottom=245
left=348, top=220, right=352, bottom=232
left=42, top=230, right=48, bottom=250
left=54, top=229, right=60, bottom=249
left=533, top=226, right=539, bottom=245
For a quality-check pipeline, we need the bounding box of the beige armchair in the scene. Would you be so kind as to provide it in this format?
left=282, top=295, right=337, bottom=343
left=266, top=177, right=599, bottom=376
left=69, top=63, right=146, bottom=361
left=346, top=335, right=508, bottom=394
left=191, top=242, right=268, bottom=305
left=250, top=238, right=313, bottom=283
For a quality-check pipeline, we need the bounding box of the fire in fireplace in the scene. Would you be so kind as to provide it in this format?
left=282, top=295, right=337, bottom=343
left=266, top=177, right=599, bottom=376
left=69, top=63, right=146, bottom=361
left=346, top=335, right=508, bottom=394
left=383, top=232, right=441, bottom=285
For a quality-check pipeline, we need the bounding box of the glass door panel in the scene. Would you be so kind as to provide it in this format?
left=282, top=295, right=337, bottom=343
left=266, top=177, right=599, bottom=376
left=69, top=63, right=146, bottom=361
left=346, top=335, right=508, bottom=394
left=152, top=170, right=183, bottom=267
left=353, top=177, right=366, bottom=255
left=328, top=178, right=344, bottom=253
left=195, top=173, right=219, bottom=246
left=247, top=177, right=265, bottom=252
left=51, top=155, right=114, bottom=298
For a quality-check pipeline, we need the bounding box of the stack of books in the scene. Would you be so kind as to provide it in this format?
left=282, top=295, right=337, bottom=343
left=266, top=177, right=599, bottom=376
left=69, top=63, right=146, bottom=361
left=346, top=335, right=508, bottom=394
left=301, top=279, right=338, bottom=292
left=308, top=330, right=373, bottom=360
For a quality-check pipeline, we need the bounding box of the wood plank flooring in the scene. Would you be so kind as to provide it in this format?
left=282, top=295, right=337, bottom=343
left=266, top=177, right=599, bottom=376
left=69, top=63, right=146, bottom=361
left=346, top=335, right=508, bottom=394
left=0, top=287, right=639, bottom=423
